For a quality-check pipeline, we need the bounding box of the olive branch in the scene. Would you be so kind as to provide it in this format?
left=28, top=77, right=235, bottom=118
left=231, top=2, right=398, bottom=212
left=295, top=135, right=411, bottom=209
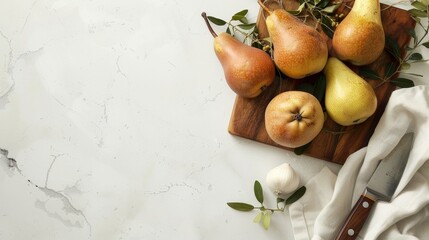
left=227, top=180, right=306, bottom=230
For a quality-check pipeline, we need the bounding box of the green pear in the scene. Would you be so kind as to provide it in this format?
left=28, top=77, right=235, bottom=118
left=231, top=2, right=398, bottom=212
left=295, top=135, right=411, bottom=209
left=323, top=57, right=377, bottom=126
left=259, top=1, right=328, bottom=79
left=332, top=0, right=385, bottom=66
left=201, top=12, right=275, bottom=98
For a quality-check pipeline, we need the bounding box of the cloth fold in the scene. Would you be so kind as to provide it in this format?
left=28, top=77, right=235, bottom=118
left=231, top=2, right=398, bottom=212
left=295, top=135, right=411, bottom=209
left=289, top=167, right=337, bottom=240
left=290, top=86, right=429, bottom=240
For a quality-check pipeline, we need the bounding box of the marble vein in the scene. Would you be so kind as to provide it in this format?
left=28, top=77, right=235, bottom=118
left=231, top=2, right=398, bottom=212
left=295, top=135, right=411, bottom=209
left=0, top=30, right=15, bottom=97
left=15, top=47, right=44, bottom=63
left=186, top=163, right=213, bottom=179
left=116, top=55, right=128, bottom=79
left=20, top=0, right=39, bottom=33
left=203, top=91, right=222, bottom=104
left=144, top=182, right=201, bottom=195
left=0, top=149, right=92, bottom=237
left=44, top=154, right=64, bottom=188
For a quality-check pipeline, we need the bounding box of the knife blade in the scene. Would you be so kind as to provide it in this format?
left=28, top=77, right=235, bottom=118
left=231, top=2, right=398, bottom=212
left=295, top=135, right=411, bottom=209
left=335, top=132, right=414, bottom=240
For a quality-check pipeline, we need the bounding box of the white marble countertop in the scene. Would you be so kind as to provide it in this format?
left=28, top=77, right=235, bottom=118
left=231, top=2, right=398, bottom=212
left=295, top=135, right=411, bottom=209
left=1, top=0, right=427, bottom=239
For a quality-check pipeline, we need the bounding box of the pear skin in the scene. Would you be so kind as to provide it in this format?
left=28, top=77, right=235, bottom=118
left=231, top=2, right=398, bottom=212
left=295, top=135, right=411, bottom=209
left=202, top=12, right=275, bottom=98
left=332, top=0, right=385, bottom=66
left=323, top=57, right=377, bottom=126
left=213, top=33, right=276, bottom=98
left=264, top=8, right=328, bottom=79
left=265, top=91, right=324, bottom=148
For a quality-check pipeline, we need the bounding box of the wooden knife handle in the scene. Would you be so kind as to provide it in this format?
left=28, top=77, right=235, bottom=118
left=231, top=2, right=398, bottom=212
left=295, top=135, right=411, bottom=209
left=335, top=194, right=376, bottom=240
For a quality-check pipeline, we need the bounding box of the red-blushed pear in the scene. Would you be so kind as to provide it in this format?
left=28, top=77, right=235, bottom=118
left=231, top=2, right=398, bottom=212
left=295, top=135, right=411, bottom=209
left=332, top=0, right=385, bottom=66
left=258, top=0, right=328, bottom=79
left=265, top=91, right=324, bottom=148
left=201, top=12, right=276, bottom=98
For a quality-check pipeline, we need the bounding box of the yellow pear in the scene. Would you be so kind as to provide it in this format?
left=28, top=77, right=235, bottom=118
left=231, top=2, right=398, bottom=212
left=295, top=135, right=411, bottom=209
left=201, top=12, right=275, bottom=98
left=323, top=57, right=377, bottom=126
left=332, top=0, right=385, bottom=66
left=259, top=1, right=328, bottom=79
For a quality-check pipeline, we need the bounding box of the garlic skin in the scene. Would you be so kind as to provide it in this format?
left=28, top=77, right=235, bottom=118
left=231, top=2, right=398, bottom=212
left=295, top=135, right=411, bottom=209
left=266, top=163, right=300, bottom=196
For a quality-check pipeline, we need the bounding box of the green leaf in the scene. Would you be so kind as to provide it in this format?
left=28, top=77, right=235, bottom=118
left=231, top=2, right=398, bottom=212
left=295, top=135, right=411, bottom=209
left=227, top=202, right=255, bottom=211
left=307, top=3, right=316, bottom=10
left=409, top=52, right=423, bottom=60
left=408, top=9, right=428, bottom=18
left=409, top=28, right=417, bottom=39
left=226, top=26, right=231, bottom=35
left=239, top=17, right=249, bottom=24
left=288, top=3, right=306, bottom=15
left=385, top=36, right=401, bottom=59
left=254, top=180, right=264, bottom=204
left=285, top=186, right=306, bottom=205
left=391, top=78, right=415, bottom=88
left=422, top=41, right=429, bottom=48
left=262, top=212, right=271, bottom=230
left=322, top=4, right=340, bottom=13
left=415, top=16, right=422, bottom=23
left=314, top=74, right=326, bottom=102
left=237, top=23, right=256, bottom=30
left=409, top=28, right=418, bottom=46
left=412, top=1, right=428, bottom=11
left=296, top=83, right=314, bottom=94
left=404, top=72, right=424, bottom=77
left=294, top=142, right=311, bottom=155
left=401, top=62, right=411, bottom=70
left=321, top=15, right=334, bottom=38
left=207, top=16, right=227, bottom=26
left=385, top=62, right=397, bottom=79
left=318, top=0, right=331, bottom=8
left=407, top=73, right=424, bottom=77
left=234, top=9, right=248, bottom=16
left=253, top=212, right=262, bottom=223
left=417, top=0, right=429, bottom=6
left=232, top=9, right=248, bottom=21
left=359, top=67, right=380, bottom=80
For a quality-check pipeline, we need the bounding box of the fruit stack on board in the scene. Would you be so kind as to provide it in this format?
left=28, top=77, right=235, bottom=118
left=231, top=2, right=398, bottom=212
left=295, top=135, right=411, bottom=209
left=228, top=1, right=416, bottom=164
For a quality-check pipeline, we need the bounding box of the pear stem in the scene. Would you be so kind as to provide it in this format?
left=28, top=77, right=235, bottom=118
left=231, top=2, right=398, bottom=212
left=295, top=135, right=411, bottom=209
left=294, top=112, right=303, bottom=121
left=201, top=12, right=218, bottom=38
left=258, top=0, right=272, bottom=15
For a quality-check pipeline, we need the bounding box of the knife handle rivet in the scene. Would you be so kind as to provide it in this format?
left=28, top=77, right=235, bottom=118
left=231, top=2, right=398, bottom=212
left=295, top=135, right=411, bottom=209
left=347, top=229, right=355, bottom=236
left=362, top=201, right=369, bottom=208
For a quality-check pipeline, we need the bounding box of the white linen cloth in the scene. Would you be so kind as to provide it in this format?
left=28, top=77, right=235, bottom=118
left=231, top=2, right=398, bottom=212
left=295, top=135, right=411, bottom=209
left=289, top=86, right=429, bottom=240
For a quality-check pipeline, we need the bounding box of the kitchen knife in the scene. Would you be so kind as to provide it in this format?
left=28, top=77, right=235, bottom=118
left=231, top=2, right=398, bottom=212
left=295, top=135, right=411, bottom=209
left=335, top=132, right=414, bottom=240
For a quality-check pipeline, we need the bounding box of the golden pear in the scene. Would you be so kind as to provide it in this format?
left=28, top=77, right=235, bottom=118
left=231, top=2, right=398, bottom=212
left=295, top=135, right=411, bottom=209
left=265, top=91, right=324, bottom=148
left=332, top=0, right=385, bottom=66
left=260, top=2, right=328, bottom=79
left=202, top=12, right=275, bottom=98
left=324, top=57, right=377, bottom=126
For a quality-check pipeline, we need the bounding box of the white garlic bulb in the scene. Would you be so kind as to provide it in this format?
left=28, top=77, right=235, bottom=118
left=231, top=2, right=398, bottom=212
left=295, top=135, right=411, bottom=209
left=266, top=163, right=300, bottom=196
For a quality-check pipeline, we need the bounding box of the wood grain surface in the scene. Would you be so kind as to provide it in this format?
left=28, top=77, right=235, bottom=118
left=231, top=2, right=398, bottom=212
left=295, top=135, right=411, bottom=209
left=228, top=1, right=416, bottom=164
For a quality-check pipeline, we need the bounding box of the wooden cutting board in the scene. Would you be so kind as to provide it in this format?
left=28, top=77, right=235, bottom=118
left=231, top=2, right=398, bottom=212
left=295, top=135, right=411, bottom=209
left=228, top=1, right=416, bottom=165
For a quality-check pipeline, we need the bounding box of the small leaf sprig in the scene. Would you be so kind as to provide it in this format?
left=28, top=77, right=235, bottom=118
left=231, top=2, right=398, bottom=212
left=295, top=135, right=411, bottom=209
left=206, top=10, right=271, bottom=51
left=205, top=0, right=345, bottom=52
left=286, top=0, right=343, bottom=38
left=360, top=0, right=429, bottom=88
left=227, top=180, right=306, bottom=230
